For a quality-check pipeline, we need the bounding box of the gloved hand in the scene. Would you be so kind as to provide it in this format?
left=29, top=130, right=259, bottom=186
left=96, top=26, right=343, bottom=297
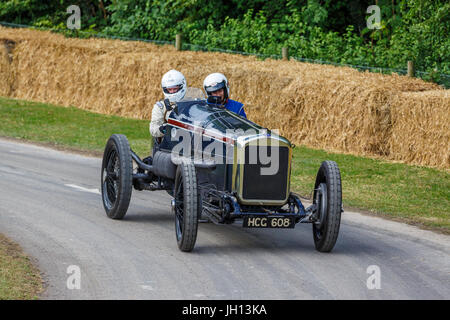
left=164, top=98, right=173, bottom=111
left=159, top=124, right=167, bottom=134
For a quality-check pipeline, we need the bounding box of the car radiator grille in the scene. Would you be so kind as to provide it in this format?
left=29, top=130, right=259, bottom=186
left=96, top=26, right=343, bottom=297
left=242, top=145, right=289, bottom=201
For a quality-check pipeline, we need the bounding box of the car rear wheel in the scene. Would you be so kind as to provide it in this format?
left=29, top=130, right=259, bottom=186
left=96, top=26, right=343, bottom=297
left=101, top=134, right=133, bottom=220
left=312, top=160, right=342, bottom=252
left=173, top=160, right=199, bottom=252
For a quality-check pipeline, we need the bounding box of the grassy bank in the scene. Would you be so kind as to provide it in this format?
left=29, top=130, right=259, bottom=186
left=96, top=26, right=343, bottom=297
left=291, top=148, right=449, bottom=232
left=0, top=96, right=449, bottom=233
left=0, top=234, right=42, bottom=299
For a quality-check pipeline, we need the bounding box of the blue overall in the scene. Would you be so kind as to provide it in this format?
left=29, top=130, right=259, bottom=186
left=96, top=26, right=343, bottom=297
left=225, top=99, right=247, bottom=118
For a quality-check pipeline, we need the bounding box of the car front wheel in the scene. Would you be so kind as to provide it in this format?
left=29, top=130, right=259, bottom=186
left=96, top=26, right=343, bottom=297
left=173, top=160, right=199, bottom=252
left=101, top=134, right=133, bottom=220
left=312, top=160, right=342, bottom=252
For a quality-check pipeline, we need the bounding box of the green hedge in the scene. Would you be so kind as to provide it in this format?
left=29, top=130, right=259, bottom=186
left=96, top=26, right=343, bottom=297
left=1, top=0, right=449, bottom=84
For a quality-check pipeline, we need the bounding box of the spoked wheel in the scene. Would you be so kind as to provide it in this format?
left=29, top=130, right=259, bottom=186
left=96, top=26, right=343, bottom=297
left=173, top=160, right=199, bottom=252
left=101, top=134, right=133, bottom=220
left=312, top=160, right=342, bottom=252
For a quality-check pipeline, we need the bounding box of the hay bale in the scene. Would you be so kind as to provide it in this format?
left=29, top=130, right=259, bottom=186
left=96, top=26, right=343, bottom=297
left=0, top=39, right=15, bottom=96
left=0, top=42, right=10, bottom=96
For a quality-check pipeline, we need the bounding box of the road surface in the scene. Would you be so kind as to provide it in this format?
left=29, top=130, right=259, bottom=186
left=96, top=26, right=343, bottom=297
left=0, top=138, right=448, bottom=299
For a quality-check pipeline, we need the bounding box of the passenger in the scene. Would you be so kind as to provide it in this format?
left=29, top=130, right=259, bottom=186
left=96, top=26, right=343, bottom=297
left=149, top=69, right=187, bottom=138
left=203, top=73, right=247, bottom=118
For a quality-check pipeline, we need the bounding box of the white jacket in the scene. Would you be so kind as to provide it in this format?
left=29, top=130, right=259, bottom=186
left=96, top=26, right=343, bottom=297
left=149, top=100, right=171, bottom=138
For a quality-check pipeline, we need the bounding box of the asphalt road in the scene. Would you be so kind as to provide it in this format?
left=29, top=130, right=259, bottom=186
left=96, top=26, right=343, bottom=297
left=0, top=138, right=449, bottom=299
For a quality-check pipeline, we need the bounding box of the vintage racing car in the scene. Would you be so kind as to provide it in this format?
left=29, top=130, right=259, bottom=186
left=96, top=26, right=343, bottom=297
left=101, top=89, right=343, bottom=252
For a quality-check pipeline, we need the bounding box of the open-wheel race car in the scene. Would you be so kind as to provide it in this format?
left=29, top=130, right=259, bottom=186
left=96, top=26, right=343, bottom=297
left=101, top=88, right=343, bottom=252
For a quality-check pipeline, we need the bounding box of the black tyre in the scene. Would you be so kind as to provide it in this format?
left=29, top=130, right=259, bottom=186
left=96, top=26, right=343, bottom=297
left=173, top=160, right=199, bottom=252
left=101, top=134, right=133, bottom=220
left=312, top=160, right=342, bottom=252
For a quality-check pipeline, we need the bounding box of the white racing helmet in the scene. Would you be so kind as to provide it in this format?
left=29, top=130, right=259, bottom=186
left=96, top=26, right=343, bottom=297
left=203, top=73, right=230, bottom=103
left=161, top=69, right=187, bottom=102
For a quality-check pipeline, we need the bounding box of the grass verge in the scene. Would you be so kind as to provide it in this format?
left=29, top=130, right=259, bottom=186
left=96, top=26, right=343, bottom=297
left=0, top=96, right=449, bottom=233
left=0, top=234, right=43, bottom=299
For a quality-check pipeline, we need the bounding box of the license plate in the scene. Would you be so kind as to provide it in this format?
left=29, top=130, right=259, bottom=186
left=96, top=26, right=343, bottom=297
left=243, top=216, right=295, bottom=229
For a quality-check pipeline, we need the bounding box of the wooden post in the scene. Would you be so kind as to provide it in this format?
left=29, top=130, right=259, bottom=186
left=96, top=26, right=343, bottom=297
left=175, top=33, right=182, bottom=51
left=282, top=47, right=289, bottom=60
left=407, top=61, right=415, bottom=77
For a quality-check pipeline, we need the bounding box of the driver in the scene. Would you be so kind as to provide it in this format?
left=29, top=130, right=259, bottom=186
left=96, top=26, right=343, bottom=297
left=203, top=73, right=247, bottom=118
left=150, top=69, right=187, bottom=138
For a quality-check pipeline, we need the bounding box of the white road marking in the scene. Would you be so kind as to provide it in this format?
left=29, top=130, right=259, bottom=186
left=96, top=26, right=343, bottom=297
left=65, top=184, right=100, bottom=195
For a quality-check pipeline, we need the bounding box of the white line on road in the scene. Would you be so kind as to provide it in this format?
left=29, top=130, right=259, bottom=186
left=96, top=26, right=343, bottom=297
left=65, top=184, right=100, bottom=195
left=140, top=285, right=155, bottom=291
